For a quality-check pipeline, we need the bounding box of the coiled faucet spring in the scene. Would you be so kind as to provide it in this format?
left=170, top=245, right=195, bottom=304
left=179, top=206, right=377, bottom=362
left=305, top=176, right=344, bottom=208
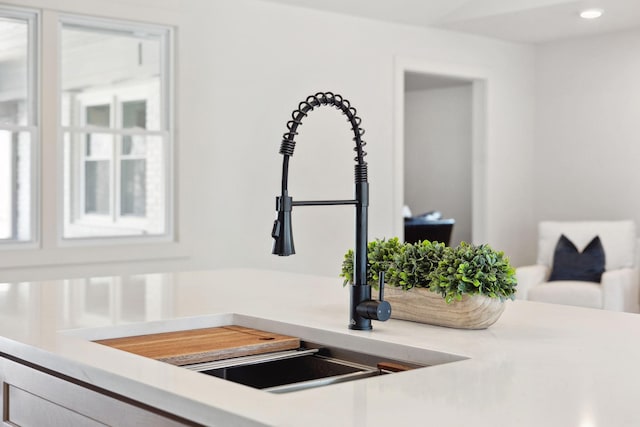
left=279, top=92, right=368, bottom=183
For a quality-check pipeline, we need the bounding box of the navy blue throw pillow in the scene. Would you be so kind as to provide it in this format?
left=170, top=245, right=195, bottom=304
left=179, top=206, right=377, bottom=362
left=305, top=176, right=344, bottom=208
left=548, top=234, right=606, bottom=283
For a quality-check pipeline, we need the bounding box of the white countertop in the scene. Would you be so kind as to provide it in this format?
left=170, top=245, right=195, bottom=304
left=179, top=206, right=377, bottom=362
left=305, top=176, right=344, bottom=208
left=1, top=268, right=639, bottom=426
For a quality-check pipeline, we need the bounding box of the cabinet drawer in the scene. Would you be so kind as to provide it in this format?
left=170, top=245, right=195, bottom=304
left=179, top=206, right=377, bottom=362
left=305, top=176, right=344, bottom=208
left=5, top=384, right=103, bottom=427
left=0, top=357, right=193, bottom=427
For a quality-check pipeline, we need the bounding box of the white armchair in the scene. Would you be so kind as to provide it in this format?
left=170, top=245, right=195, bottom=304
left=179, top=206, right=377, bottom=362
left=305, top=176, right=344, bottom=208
left=516, top=220, right=640, bottom=313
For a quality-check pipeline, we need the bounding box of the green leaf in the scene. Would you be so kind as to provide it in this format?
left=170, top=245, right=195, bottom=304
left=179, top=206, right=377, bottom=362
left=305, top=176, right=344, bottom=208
left=339, top=238, right=517, bottom=301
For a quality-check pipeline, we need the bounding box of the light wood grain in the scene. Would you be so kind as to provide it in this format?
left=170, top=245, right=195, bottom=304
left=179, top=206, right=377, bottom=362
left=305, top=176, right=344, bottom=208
left=95, top=325, right=300, bottom=366
left=385, top=287, right=505, bottom=329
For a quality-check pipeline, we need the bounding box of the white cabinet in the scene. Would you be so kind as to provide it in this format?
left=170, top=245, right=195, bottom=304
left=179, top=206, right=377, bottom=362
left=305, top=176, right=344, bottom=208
left=0, top=357, right=194, bottom=426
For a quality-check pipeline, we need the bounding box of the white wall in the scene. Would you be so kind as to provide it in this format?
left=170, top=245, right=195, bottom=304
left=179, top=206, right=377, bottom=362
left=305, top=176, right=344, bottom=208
left=0, top=0, right=536, bottom=282
left=535, top=28, right=640, bottom=229
left=404, top=85, right=472, bottom=246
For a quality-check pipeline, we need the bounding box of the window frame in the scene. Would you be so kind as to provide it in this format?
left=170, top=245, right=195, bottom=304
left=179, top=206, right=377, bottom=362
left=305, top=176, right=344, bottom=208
left=0, top=6, right=39, bottom=249
left=58, top=15, right=174, bottom=244
left=72, top=91, right=150, bottom=227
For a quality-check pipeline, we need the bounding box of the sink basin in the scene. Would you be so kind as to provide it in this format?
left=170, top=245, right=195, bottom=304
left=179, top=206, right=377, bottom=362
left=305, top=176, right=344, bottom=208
left=183, top=341, right=422, bottom=394
left=72, top=313, right=469, bottom=394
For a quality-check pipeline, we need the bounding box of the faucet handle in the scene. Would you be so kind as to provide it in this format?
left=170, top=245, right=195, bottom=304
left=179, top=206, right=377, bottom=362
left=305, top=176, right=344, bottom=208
left=376, top=272, right=392, bottom=321
left=271, top=220, right=281, bottom=238
left=378, top=271, right=386, bottom=302
left=355, top=272, right=392, bottom=322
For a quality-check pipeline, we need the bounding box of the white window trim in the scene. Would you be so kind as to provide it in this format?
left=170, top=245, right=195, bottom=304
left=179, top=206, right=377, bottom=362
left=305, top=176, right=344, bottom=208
left=56, top=14, right=175, bottom=247
left=0, top=5, right=40, bottom=250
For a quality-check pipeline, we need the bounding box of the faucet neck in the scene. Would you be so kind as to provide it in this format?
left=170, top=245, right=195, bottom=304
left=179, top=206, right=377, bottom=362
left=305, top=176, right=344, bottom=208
left=351, top=181, right=372, bottom=330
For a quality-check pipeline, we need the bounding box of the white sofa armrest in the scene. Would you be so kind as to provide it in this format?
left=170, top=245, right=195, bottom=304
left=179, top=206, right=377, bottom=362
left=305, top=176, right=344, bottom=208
left=601, top=268, right=640, bottom=313
left=515, top=264, right=549, bottom=300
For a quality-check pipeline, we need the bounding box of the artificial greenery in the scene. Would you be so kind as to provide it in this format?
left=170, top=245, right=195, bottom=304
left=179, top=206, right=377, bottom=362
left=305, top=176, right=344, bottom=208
left=340, top=237, right=404, bottom=287
left=340, top=238, right=517, bottom=303
left=388, top=240, right=446, bottom=290
left=429, top=241, right=517, bottom=303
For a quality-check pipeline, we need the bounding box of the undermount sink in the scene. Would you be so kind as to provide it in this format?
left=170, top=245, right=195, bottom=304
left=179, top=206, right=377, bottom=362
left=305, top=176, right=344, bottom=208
left=74, top=313, right=469, bottom=394
left=183, top=341, right=423, bottom=394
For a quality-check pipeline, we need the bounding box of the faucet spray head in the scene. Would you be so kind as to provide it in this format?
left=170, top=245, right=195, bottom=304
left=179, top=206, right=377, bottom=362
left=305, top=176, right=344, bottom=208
left=271, top=194, right=295, bottom=256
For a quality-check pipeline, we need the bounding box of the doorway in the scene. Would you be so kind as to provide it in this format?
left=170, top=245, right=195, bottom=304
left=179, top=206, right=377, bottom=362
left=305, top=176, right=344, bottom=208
left=393, top=59, right=488, bottom=246
left=404, top=73, right=472, bottom=246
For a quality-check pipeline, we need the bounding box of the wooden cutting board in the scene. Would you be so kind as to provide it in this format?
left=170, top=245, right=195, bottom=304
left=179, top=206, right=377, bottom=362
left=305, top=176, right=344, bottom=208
left=94, top=325, right=300, bottom=366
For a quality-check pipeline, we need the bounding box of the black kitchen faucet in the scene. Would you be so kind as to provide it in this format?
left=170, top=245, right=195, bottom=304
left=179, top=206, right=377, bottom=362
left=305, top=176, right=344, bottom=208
left=271, top=92, right=391, bottom=330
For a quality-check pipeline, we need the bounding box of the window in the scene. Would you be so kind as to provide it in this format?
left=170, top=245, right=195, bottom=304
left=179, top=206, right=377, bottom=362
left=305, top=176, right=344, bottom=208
left=61, top=17, right=171, bottom=239
left=0, top=9, right=37, bottom=244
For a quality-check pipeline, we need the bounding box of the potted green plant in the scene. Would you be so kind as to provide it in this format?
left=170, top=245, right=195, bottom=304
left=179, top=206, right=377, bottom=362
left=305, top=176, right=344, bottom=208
left=340, top=239, right=517, bottom=329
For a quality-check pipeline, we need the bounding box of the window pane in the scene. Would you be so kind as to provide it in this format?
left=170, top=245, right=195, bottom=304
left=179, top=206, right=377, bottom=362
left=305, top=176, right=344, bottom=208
left=122, top=100, right=146, bottom=129
left=121, top=159, right=146, bottom=216
left=86, top=133, right=112, bottom=158
left=61, top=18, right=170, bottom=240
left=84, top=160, right=110, bottom=214
left=86, top=104, right=110, bottom=127
left=0, top=130, right=31, bottom=241
left=122, top=100, right=146, bottom=153
left=122, top=134, right=146, bottom=156
left=0, top=132, right=30, bottom=241
left=0, top=10, right=34, bottom=245
left=0, top=133, right=11, bottom=239
left=0, top=17, right=29, bottom=126
left=64, top=132, right=166, bottom=238
left=61, top=25, right=162, bottom=131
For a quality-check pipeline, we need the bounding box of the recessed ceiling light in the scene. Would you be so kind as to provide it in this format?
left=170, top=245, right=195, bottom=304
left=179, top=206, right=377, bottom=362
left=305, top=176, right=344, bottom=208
left=580, top=8, right=604, bottom=19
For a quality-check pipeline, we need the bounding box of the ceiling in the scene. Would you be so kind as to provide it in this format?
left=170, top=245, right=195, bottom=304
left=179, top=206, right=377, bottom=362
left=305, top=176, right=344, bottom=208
left=258, top=0, right=640, bottom=44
